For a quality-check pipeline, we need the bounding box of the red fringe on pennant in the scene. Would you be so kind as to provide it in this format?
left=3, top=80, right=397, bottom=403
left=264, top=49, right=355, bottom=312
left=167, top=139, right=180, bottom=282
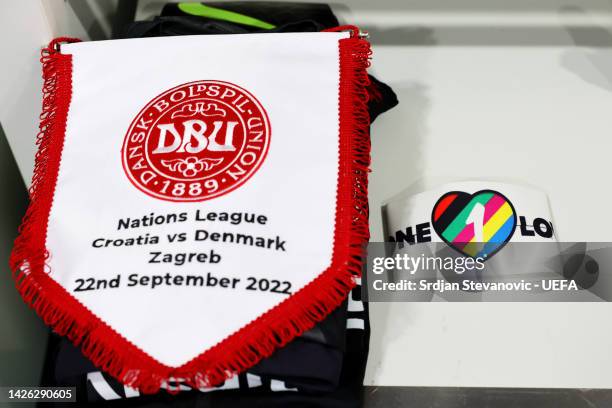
left=9, top=27, right=372, bottom=393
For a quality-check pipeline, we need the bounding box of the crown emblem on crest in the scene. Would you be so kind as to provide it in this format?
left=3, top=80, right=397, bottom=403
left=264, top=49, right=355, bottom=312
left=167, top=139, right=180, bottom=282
left=170, top=102, right=227, bottom=119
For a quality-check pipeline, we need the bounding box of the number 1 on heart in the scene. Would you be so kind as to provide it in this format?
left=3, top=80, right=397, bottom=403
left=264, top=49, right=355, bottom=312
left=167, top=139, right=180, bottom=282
left=465, top=203, right=485, bottom=242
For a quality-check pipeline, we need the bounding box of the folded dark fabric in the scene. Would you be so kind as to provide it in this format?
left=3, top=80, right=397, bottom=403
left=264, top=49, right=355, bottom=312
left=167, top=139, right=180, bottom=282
left=161, top=1, right=340, bottom=29
left=43, top=303, right=348, bottom=395
left=40, top=284, right=369, bottom=407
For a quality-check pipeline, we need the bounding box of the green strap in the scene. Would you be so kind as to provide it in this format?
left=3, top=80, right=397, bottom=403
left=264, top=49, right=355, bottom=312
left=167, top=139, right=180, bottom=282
left=177, top=3, right=276, bottom=30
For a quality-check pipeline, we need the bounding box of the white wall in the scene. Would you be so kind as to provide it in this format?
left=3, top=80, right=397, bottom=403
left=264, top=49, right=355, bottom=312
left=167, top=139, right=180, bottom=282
left=0, top=0, right=119, bottom=184
left=366, top=44, right=612, bottom=387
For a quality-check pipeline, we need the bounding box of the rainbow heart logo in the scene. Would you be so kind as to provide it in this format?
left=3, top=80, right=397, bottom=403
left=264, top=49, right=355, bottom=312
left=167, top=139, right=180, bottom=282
left=431, top=190, right=517, bottom=259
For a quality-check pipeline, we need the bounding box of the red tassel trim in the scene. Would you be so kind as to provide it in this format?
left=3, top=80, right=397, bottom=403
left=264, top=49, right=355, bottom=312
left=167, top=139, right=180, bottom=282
left=10, top=38, right=82, bottom=306
left=10, top=30, right=372, bottom=393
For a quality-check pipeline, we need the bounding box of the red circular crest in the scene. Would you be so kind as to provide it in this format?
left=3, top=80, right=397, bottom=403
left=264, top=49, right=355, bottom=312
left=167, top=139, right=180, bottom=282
left=122, top=81, right=270, bottom=202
